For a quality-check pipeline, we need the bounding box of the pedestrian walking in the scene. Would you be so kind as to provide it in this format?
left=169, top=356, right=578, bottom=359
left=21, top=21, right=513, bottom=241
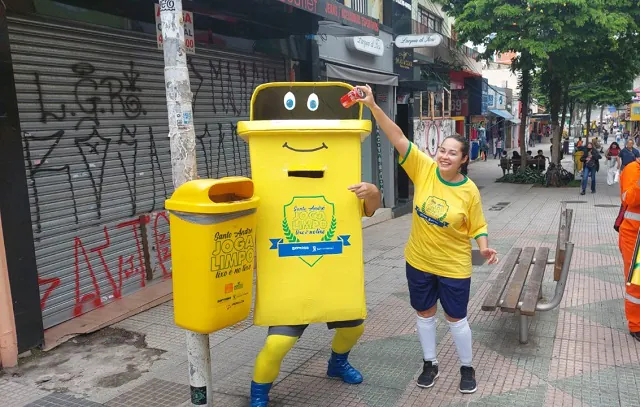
left=479, top=138, right=488, bottom=161
left=580, top=143, right=601, bottom=195
left=493, top=138, right=503, bottom=159
left=619, top=139, right=640, bottom=172
left=617, top=160, right=640, bottom=342
left=356, top=85, right=499, bottom=394
left=606, top=142, right=621, bottom=185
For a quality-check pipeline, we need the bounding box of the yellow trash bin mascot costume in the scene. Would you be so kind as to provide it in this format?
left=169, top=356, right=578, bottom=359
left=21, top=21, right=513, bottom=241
left=238, top=82, right=380, bottom=406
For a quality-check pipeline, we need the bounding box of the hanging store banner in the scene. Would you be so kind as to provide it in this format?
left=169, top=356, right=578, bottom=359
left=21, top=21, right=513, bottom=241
left=346, top=36, right=385, bottom=56
left=155, top=3, right=195, bottom=54
left=277, top=0, right=380, bottom=35
left=395, top=33, right=443, bottom=48
left=451, top=90, right=469, bottom=117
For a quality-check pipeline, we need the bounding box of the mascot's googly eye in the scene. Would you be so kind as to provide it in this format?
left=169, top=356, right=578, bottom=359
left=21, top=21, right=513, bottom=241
left=307, top=93, right=319, bottom=111
left=284, top=91, right=296, bottom=110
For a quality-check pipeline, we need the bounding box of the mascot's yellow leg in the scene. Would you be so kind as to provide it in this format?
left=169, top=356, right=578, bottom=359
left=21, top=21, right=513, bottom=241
left=252, top=334, right=298, bottom=384
left=332, top=324, right=365, bottom=354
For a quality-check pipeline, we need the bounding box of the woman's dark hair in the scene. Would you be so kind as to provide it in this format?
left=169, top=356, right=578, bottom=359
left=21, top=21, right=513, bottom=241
left=610, top=142, right=620, bottom=149
left=442, top=134, right=469, bottom=158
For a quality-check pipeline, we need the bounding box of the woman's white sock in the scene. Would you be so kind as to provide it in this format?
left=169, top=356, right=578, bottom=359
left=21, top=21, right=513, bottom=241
left=416, top=315, right=437, bottom=364
left=448, top=317, right=473, bottom=367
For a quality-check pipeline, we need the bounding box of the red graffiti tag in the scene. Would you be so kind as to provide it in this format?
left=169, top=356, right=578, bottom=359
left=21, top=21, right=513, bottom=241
left=90, top=226, right=121, bottom=298
left=40, top=211, right=172, bottom=316
left=73, top=237, right=103, bottom=317
left=116, top=216, right=149, bottom=289
left=38, top=276, right=61, bottom=310
left=153, top=211, right=172, bottom=279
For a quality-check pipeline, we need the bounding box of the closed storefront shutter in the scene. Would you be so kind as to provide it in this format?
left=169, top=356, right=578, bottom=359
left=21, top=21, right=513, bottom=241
left=9, top=17, right=285, bottom=329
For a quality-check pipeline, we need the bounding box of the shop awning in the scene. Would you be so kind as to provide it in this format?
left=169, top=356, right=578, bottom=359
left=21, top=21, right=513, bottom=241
left=489, top=109, right=514, bottom=120
left=510, top=118, right=521, bottom=124
left=277, top=0, right=379, bottom=35
left=325, top=62, right=398, bottom=86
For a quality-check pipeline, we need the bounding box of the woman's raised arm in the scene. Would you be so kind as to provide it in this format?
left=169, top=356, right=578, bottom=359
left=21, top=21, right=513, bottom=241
left=355, top=85, right=410, bottom=158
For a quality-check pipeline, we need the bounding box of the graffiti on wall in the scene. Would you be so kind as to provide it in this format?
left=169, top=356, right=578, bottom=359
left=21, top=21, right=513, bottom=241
left=23, top=55, right=279, bottom=326
left=413, top=119, right=456, bottom=157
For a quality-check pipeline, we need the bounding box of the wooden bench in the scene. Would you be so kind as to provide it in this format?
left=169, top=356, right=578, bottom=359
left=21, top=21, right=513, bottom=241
left=501, top=157, right=546, bottom=173
left=481, top=204, right=574, bottom=344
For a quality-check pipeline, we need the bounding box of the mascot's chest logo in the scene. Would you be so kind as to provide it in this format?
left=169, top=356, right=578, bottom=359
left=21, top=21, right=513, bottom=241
left=269, top=196, right=350, bottom=267
left=416, top=196, right=450, bottom=228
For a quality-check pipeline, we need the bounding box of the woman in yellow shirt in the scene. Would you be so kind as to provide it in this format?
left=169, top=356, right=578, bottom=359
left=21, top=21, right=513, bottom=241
left=357, top=86, right=498, bottom=394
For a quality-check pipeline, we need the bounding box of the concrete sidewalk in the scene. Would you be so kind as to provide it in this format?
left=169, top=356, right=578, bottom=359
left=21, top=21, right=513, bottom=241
left=3, top=145, right=639, bottom=407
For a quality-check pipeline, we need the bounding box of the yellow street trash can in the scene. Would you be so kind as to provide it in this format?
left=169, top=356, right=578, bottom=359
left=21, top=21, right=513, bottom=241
left=574, top=151, right=584, bottom=173
left=165, top=177, right=259, bottom=334
left=237, top=82, right=372, bottom=327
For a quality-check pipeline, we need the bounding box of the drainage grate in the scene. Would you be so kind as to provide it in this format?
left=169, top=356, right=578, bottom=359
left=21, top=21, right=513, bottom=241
left=594, top=204, right=620, bottom=208
left=562, top=200, right=587, bottom=204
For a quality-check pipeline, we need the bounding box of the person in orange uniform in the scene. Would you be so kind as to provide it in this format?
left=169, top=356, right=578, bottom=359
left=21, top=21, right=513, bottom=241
left=618, top=158, right=640, bottom=341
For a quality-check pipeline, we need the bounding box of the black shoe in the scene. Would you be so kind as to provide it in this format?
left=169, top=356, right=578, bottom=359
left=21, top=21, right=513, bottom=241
left=580, top=191, right=586, bottom=195
left=417, top=361, right=439, bottom=388
left=631, top=331, right=640, bottom=342
left=592, top=190, right=596, bottom=194
left=459, top=366, right=477, bottom=394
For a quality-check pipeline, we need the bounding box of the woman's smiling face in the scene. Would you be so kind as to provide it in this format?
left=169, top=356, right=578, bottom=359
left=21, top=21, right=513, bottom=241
left=436, top=138, right=467, bottom=173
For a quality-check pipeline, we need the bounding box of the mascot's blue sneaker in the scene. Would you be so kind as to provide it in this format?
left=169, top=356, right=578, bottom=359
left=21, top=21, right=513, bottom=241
left=250, top=381, right=272, bottom=407
left=327, top=351, right=363, bottom=384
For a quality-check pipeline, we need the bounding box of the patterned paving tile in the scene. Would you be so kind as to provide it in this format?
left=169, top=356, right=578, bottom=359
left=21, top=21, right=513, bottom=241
left=0, top=379, right=50, bottom=407
left=445, top=384, right=547, bottom=407
left=543, top=384, right=589, bottom=407
left=574, top=265, right=626, bottom=285
left=549, top=366, right=626, bottom=406
left=563, top=298, right=629, bottom=332
left=25, top=393, right=105, bottom=407
left=104, top=378, right=189, bottom=407
left=270, top=373, right=389, bottom=407
left=560, top=273, right=624, bottom=308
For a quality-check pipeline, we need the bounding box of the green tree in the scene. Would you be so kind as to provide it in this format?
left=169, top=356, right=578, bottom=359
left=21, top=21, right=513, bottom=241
left=439, top=0, right=640, bottom=180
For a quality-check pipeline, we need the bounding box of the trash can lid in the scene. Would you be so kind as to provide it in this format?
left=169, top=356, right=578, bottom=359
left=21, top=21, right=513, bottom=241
left=237, top=119, right=371, bottom=142
left=165, top=177, right=259, bottom=214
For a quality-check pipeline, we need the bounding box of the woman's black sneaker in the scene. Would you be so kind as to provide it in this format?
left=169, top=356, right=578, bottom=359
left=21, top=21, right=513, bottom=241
left=417, top=361, right=439, bottom=388
left=459, top=366, right=477, bottom=394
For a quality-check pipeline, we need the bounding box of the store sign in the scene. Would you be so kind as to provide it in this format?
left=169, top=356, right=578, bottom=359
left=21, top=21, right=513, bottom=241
left=481, top=78, right=488, bottom=116
left=277, top=0, right=380, bottom=35
left=450, top=80, right=464, bottom=90
left=395, top=33, right=443, bottom=48
left=393, top=0, right=412, bottom=10
left=155, top=4, right=195, bottom=54
left=451, top=90, right=469, bottom=117
left=346, top=36, right=384, bottom=57
left=394, top=48, right=414, bottom=80
left=631, top=103, right=640, bottom=121
left=487, top=93, right=495, bottom=108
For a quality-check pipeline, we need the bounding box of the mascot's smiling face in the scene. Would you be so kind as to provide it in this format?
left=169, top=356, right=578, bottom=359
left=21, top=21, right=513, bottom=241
left=251, top=84, right=361, bottom=154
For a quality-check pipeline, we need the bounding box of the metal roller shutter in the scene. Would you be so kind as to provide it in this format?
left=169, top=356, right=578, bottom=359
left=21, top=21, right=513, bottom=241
left=9, top=17, right=286, bottom=329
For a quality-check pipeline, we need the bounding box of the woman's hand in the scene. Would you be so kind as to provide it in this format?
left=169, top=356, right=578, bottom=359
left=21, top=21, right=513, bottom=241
left=348, top=182, right=378, bottom=200
left=480, top=248, right=499, bottom=265
left=355, top=85, right=375, bottom=108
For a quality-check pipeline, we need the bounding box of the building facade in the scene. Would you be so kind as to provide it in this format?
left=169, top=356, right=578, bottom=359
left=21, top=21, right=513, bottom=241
left=0, top=0, right=380, bottom=362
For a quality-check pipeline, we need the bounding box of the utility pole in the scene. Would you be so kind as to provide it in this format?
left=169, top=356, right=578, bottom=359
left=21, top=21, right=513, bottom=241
left=159, top=1, right=212, bottom=406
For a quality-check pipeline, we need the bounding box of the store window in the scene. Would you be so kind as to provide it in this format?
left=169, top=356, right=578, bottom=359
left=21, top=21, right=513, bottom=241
left=417, top=7, right=443, bottom=34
